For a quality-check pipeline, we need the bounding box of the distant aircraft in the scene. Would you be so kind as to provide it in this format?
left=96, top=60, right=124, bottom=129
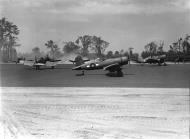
left=70, top=56, right=129, bottom=76
left=131, top=54, right=167, bottom=66
left=174, top=56, right=185, bottom=64
left=24, top=57, right=61, bottom=70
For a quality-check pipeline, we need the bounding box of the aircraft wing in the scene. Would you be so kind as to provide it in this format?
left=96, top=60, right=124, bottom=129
left=45, top=61, right=59, bottom=67
left=24, top=60, right=35, bottom=66
left=103, top=63, right=121, bottom=71
left=72, top=65, right=82, bottom=70
left=69, top=59, right=90, bottom=63
left=49, top=59, right=61, bottom=62
left=34, top=63, right=45, bottom=66
left=69, top=60, right=76, bottom=63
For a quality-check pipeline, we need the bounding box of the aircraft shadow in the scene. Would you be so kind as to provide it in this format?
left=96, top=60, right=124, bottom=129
left=135, top=64, right=167, bottom=67
left=105, top=73, right=135, bottom=77
left=76, top=73, right=135, bottom=77
left=24, top=67, right=71, bottom=70
left=56, top=67, right=71, bottom=69
left=75, top=73, right=85, bottom=76
left=24, top=67, right=47, bottom=70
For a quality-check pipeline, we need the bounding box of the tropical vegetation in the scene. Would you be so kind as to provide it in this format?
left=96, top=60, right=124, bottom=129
left=1, top=17, right=190, bottom=63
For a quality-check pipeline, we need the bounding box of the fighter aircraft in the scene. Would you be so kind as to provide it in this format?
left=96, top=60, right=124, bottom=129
left=70, top=55, right=129, bottom=76
left=131, top=54, right=167, bottom=66
left=24, top=57, right=61, bottom=70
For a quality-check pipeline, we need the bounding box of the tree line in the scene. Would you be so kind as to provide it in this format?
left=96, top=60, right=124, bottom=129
left=1, top=17, right=190, bottom=62
left=0, top=17, right=20, bottom=62
left=141, top=36, right=190, bottom=61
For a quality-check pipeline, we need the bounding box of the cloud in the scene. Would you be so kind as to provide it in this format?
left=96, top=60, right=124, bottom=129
left=67, top=0, right=190, bottom=15
left=2, top=0, right=190, bottom=15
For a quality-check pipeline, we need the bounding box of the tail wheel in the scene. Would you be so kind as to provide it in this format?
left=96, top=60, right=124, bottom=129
left=90, top=63, right=96, bottom=68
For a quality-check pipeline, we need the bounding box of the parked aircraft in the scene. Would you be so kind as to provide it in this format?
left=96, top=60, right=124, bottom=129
left=174, top=56, right=185, bottom=64
left=24, top=57, right=61, bottom=70
left=131, top=54, right=167, bottom=66
left=70, top=56, right=129, bottom=76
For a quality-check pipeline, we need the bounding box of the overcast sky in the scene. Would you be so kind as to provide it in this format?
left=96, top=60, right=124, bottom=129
left=1, top=0, right=190, bottom=53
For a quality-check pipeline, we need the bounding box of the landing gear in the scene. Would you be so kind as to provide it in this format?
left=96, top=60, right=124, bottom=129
left=116, top=69, right=124, bottom=77
left=35, top=65, right=40, bottom=70
left=159, top=59, right=167, bottom=66
left=51, top=66, right=55, bottom=69
left=106, top=68, right=124, bottom=77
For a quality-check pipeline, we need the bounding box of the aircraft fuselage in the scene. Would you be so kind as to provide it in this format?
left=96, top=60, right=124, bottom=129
left=72, top=57, right=128, bottom=71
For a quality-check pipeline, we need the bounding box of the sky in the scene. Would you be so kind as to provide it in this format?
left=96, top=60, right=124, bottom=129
left=0, top=0, right=190, bottom=53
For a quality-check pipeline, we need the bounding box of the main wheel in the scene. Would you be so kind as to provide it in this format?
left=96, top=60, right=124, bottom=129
left=117, top=70, right=124, bottom=77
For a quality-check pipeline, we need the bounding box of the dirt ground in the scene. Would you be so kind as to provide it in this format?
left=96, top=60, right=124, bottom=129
left=1, top=87, right=189, bottom=139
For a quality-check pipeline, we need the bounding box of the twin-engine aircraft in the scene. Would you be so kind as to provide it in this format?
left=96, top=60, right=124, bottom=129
left=131, top=54, right=167, bottom=66
left=24, top=57, right=61, bottom=70
left=70, top=56, right=129, bottom=76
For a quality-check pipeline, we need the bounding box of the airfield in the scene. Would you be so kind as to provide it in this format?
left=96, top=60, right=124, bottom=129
left=0, top=63, right=190, bottom=87
left=0, top=63, right=190, bottom=139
